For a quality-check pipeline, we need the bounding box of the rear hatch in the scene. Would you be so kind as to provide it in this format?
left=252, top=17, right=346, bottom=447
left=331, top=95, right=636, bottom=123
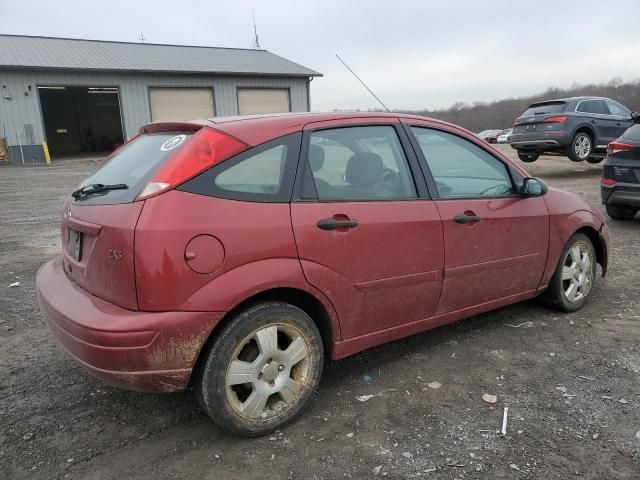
left=62, top=128, right=198, bottom=310
left=513, top=101, right=568, bottom=134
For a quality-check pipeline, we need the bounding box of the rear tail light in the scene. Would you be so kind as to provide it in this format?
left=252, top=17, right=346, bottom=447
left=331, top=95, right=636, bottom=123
left=138, top=128, right=249, bottom=200
left=543, top=115, right=568, bottom=124
left=607, top=141, right=634, bottom=156
left=513, top=119, right=521, bottom=126
left=601, top=177, right=617, bottom=186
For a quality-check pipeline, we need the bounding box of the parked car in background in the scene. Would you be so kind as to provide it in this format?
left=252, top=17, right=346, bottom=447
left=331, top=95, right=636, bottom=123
left=36, top=112, right=609, bottom=436
left=510, top=97, right=637, bottom=163
left=601, top=122, right=640, bottom=220
left=497, top=128, right=513, bottom=143
left=477, top=129, right=502, bottom=143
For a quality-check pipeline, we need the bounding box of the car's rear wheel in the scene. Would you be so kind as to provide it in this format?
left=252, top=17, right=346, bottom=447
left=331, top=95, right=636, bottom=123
left=196, top=302, right=323, bottom=436
left=541, top=233, right=596, bottom=312
left=606, top=204, right=638, bottom=220
left=518, top=152, right=539, bottom=162
left=568, top=132, right=592, bottom=162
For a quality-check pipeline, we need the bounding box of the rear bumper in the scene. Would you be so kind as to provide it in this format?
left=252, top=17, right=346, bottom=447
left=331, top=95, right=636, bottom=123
left=601, top=185, right=640, bottom=207
left=510, top=133, right=569, bottom=151
left=36, top=257, right=223, bottom=392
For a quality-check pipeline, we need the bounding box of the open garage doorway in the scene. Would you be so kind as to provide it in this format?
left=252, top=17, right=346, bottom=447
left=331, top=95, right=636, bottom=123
left=38, top=86, right=125, bottom=160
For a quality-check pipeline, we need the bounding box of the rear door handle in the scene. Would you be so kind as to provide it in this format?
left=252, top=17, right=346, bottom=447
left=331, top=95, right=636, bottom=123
left=453, top=214, right=482, bottom=224
left=317, top=218, right=359, bottom=230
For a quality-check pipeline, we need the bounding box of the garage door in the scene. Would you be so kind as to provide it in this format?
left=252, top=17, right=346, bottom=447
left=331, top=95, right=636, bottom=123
left=238, top=88, right=290, bottom=115
left=149, top=88, right=214, bottom=122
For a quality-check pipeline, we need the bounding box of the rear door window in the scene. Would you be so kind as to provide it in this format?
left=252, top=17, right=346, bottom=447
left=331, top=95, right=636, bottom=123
left=304, top=126, right=417, bottom=201
left=73, top=133, right=192, bottom=205
left=576, top=100, right=609, bottom=115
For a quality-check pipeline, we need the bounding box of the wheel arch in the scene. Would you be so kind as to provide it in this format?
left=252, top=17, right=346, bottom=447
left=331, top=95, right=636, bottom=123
left=574, top=225, right=607, bottom=275
left=189, top=287, right=337, bottom=388
left=571, top=123, right=596, bottom=143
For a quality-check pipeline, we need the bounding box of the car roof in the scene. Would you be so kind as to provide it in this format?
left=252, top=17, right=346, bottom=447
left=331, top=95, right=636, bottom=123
left=531, top=96, right=611, bottom=104
left=195, top=111, right=460, bottom=146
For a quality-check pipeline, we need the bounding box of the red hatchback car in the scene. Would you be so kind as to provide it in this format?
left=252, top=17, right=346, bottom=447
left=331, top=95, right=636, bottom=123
left=37, top=112, right=609, bottom=435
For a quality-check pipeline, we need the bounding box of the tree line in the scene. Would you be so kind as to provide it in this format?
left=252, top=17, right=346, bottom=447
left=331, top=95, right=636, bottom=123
left=400, top=78, right=640, bottom=133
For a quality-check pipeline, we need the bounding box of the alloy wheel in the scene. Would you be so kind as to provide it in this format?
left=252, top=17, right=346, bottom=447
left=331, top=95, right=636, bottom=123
left=574, top=135, right=591, bottom=159
left=561, top=242, right=594, bottom=303
left=225, top=323, right=311, bottom=420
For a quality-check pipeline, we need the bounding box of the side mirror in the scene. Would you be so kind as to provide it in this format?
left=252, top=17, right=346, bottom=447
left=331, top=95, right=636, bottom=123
left=632, top=112, right=640, bottom=123
left=521, top=177, right=548, bottom=197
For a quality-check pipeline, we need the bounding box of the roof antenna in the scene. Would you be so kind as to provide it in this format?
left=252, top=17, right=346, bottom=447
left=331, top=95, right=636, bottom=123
left=336, top=53, right=390, bottom=112
left=139, top=32, right=146, bottom=43
left=251, top=10, right=261, bottom=49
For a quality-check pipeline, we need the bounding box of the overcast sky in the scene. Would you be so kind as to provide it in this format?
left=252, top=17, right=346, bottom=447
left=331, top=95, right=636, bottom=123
left=2, top=0, right=639, bottom=111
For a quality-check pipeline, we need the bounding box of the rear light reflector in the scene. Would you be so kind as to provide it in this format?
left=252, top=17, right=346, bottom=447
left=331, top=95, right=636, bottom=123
left=137, top=128, right=249, bottom=200
left=543, top=115, right=568, bottom=124
left=601, top=177, right=617, bottom=186
left=607, top=141, right=634, bottom=156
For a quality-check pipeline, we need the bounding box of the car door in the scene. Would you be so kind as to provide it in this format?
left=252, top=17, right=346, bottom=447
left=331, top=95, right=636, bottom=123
left=404, top=121, right=549, bottom=313
left=290, top=119, right=444, bottom=339
left=576, top=99, right=614, bottom=146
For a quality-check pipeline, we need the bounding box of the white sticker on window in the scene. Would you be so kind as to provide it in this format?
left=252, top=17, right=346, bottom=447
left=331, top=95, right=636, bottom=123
left=160, top=135, right=187, bottom=152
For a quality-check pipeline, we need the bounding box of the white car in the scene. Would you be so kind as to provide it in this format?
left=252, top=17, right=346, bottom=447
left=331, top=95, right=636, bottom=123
left=497, top=128, right=513, bottom=143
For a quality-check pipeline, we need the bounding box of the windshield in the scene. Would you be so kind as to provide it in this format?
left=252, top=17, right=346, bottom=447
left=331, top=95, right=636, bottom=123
left=521, top=102, right=566, bottom=117
left=73, top=133, right=192, bottom=205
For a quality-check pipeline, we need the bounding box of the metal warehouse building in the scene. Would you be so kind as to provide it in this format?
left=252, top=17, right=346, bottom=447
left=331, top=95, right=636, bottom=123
left=0, top=35, right=321, bottom=164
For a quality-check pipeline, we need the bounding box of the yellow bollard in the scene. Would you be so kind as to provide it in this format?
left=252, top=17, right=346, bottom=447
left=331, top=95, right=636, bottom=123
left=43, top=142, right=51, bottom=165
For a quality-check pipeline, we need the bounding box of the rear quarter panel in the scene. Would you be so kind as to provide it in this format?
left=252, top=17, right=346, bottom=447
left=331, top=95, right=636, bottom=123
left=134, top=191, right=341, bottom=340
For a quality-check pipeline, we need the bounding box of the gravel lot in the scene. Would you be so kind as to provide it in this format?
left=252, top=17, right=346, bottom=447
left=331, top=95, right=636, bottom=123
left=1, top=146, right=639, bottom=479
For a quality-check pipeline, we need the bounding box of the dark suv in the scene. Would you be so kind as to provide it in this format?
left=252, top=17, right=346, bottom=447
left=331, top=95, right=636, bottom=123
left=510, top=97, right=637, bottom=163
left=601, top=123, right=640, bottom=220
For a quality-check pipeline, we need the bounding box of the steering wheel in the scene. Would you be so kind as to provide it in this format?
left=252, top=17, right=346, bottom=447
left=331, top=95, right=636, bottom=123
left=379, top=168, right=399, bottom=191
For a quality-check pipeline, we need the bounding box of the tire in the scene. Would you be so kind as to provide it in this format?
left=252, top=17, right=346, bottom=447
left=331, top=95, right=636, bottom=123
left=196, top=302, right=324, bottom=436
left=586, top=156, right=604, bottom=164
left=568, top=132, right=592, bottom=162
left=518, top=152, right=540, bottom=162
left=606, top=204, right=638, bottom=220
left=541, top=233, right=596, bottom=312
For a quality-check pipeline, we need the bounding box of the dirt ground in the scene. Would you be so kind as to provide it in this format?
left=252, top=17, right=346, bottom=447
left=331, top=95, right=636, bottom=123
left=1, top=146, right=639, bottom=480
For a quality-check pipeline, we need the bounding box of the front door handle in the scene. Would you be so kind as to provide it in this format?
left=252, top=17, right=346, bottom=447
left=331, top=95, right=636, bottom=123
left=317, top=218, right=359, bottom=230
left=453, top=213, right=482, bottom=224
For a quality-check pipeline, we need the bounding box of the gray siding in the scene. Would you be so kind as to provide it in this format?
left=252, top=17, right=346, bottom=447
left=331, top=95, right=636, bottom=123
left=0, top=70, right=310, bottom=146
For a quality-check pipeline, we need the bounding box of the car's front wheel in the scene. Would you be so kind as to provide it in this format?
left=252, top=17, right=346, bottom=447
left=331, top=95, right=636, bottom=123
left=196, top=302, right=324, bottom=436
left=541, top=233, right=596, bottom=312
left=518, top=152, right=539, bottom=162
left=606, top=204, right=638, bottom=220
left=568, top=132, right=592, bottom=162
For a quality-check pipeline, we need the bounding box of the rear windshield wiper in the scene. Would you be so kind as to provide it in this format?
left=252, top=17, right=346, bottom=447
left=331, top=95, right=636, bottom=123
left=71, top=183, right=128, bottom=199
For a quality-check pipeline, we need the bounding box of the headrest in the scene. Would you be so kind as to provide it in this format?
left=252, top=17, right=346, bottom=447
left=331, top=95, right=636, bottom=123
left=308, top=144, right=325, bottom=172
left=345, top=152, right=384, bottom=186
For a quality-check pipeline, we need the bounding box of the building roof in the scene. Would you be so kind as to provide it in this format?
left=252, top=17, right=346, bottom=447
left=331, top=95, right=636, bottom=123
left=0, top=35, right=322, bottom=77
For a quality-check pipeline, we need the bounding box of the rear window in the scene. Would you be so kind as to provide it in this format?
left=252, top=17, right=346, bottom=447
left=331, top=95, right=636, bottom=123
left=73, top=133, right=192, bottom=205
left=622, top=124, right=640, bottom=141
left=521, top=102, right=566, bottom=117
